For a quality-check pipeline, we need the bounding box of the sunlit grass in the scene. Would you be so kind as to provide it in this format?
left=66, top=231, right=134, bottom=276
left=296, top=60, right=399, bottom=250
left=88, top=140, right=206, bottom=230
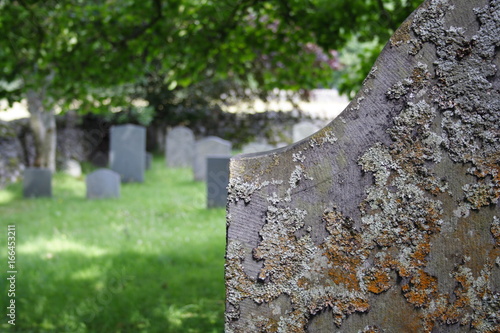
left=0, top=156, right=225, bottom=332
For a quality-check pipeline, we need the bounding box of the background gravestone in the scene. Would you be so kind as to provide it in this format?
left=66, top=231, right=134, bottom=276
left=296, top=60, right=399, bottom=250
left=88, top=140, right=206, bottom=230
left=109, top=124, right=146, bottom=183
left=166, top=126, right=195, bottom=168
left=86, top=169, right=120, bottom=199
left=193, top=136, right=231, bottom=181
left=241, top=142, right=275, bottom=154
left=225, top=0, right=500, bottom=332
left=292, top=121, right=321, bottom=142
left=23, top=168, right=52, bottom=198
left=206, top=155, right=231, bottom=208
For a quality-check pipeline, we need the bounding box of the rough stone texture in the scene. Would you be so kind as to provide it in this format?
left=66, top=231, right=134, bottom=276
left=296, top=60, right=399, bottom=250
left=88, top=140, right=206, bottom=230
left=193, top=136, right=232, bottom=181
left=166, top=126, right=195, bottom=168
left=86, top=168, right=120, bottom=199
left=225, top=1, right=500, bottom=332
left=23, top=168, right=52, bottom=198
left=109, top=124, right=146, bottom=183
left=207, top=155, right=231, bottom=208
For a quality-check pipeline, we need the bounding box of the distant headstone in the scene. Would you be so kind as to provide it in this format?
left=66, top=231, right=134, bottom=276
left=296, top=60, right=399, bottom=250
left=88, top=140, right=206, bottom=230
left=62, top=159, right=82, bottom=178
left=193, top=136, right=231, bottom=181
left=225, top=1, right=500, bottom=332
left=145, top=152, right=152, bottom=170
left=86, top=169, right=120, bottom=199
left=206, top=155, right=231, bottom=208
left=292, top=121, right=320, bottom=142
left=23, top=168, right=52, bottom=198
left=109, top=124, right=146, bottom=183
left=166, top=126, right=195, bottom=168
left=241, top=142, right=275, bottom=154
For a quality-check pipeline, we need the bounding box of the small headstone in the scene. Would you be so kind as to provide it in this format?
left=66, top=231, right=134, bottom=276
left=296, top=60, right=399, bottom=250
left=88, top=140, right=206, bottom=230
left=206, top=155, right=231, bottom=208
left=292, top=121, right=320, bottom=142
left=23, top=168, right=52, bottom=198
left=145, top=152, right=152, bottom=170
left=241, top=142, right=275, bottom=154
left=193, top=136, right=231, bottom=181
left=62, top=159, right=82, bottom=178
left=86, top=169, right=120, bottom=199
left=109, top=124, right=146, bottom=183
left=166, top=126, right=195, bottom=168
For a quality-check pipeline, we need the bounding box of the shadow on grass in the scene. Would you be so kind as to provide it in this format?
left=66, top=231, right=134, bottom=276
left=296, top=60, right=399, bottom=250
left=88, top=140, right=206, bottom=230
left=1, top=244, right=224, bottom=333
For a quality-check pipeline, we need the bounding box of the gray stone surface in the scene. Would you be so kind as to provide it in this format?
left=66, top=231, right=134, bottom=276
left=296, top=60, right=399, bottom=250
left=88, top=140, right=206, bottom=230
left=166, top=126, right=195, bottom=168
left=193, top=136, right=231, bottom=181
left=206, top=155, right=231, bottom=208
left=86, top=168, right=120, bottom=199
left=23, top=168, right=52, bottom=198
left=292, top=121, right=321, bottom=142
left=225, top=1, right=500, bottom=331
left=109, top=124, right=146, bottom=183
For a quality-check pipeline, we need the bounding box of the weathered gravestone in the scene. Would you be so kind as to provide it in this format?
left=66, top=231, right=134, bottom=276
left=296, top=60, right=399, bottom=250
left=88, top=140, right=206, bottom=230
left=292, top=121, right=321, bottom=143
left=241, top=142, right=275, bottom=154
left=109, top=124, right=146, bottom=183
left=225, top=1, right=500, bottom=332
left=206, top=155, right=231, bottom=208
left=86, top=169, right=120, bottom=199
left=166, top=126, right=195, bottom=168
left=193, top=136, right=231, bottom=181
left=23, top=168, right=52, bottom=198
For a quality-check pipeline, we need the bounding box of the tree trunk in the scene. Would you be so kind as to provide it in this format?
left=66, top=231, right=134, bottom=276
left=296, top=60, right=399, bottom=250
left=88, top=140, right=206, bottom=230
left=27, top=89, right=56, bottom=172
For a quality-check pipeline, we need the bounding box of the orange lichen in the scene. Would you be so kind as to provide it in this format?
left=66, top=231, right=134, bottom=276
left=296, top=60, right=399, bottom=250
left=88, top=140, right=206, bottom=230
left=366, top=270, right=392, bottom=294
left=403, top=270, right=438, bottom=307
left=327, top=267, right=361, bottom=291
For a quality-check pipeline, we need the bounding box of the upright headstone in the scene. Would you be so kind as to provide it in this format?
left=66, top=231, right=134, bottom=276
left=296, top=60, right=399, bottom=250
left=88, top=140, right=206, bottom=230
left=225, top=1, right=500, bottom=332
left=292, top=121, right=320, bottom=142
left=109, top=124, right=146, bottom=183
left=241, top=142, right=275, bottom=154
left=193, top=136, right=231, bottom=181
left=166, top=126, right=195, bottom=168
left=86, top=169, right=120, bottom=199
left=23, top=168, right=52, bottom=198
left=206, top=155, right=231, bottom=208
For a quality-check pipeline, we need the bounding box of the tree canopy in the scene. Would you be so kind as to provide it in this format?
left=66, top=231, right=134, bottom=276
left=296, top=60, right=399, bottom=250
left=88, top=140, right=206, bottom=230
left=1, top=0, right=423, bottom=108
left=0, top=0, right=422, bottom=169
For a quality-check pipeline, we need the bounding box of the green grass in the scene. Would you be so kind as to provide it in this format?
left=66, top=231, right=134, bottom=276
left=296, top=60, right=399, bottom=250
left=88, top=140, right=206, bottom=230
left=0, top=157, right=226, bottom=332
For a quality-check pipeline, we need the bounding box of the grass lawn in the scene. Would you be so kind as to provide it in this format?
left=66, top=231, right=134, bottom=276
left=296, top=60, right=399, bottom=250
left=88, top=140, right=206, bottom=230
left=0, top=156, right=226, bottom=332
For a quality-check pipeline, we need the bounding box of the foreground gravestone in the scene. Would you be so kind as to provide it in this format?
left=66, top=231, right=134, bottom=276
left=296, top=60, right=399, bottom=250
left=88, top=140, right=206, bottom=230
left=86, top=169, right=120, bottom=199
left=109, top=124, right=146, bottom=183
left=166, top=126, right=195, bottom=168
left=292, top=121, right=320, bottom=142
left=23, top=168, right=52, bottom=198
left=225, top=1, right=500, bottom=332
left=193, top=136, right=231, bottom=181
left=241, top=142, right=275, bottom=154
left=206, top=155, right=231, bottom=208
